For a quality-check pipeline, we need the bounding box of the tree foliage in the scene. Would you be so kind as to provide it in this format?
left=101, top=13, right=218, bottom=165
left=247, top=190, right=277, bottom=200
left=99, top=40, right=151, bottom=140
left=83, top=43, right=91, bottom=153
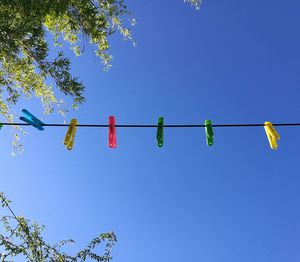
left=0, top=0, right=135, bottom=121
left=0, top=192, right=117, bottom=261
left=185, top=0, right=203, bottom=10
left=0, top=0, right=202, bottom=121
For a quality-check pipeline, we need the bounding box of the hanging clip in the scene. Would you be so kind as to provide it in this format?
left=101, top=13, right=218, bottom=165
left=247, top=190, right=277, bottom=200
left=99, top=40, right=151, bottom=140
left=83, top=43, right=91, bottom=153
left=156, top=117, right=164, bottom=147
left=64, top=119, right=78, bottom=150
left=108, top=116, right=117, bottom=148
left=0, top=123, right=2, bottom=130
left=20, top=109, right=45, bottom=131
left=264, top=122, right=280, bottom=149
left=205, top=120, right=214, bottom=146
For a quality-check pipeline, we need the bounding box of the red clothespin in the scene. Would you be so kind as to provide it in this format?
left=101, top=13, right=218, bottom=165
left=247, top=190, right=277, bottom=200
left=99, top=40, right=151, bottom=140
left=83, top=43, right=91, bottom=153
left=108, top=116, right=116, bottom=148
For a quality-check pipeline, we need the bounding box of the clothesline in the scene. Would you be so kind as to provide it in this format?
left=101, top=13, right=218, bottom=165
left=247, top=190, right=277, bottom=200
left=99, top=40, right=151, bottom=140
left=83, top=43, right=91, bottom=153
left=1, top=109, right=296, bottom=150
left=2, top=122, right=300, bottom=127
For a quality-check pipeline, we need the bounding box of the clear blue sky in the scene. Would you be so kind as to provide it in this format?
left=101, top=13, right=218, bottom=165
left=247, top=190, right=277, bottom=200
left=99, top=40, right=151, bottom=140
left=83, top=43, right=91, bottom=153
left=1, top=0, right=300, bottom=261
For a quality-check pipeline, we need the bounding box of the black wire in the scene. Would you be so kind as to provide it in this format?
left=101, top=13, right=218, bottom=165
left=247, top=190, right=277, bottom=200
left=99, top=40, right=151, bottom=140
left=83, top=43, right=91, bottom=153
left=1, top=122, right=300, bottom=128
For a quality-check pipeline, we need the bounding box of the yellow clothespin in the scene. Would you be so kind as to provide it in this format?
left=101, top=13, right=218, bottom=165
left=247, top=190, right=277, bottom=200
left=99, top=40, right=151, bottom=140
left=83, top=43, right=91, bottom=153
left=264, top=122, right=280, bottom=149
left=64, top=119, right=78, bottom=150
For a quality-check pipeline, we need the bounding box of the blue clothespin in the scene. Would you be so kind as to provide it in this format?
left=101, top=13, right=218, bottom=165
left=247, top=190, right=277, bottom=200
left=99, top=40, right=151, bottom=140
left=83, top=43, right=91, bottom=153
left=19, top=109, right=45, bottom=131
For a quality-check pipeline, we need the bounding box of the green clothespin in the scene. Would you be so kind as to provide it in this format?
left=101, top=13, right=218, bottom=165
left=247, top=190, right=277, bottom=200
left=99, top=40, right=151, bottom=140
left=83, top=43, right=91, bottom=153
left=205, top=120, right=214, bottom=146
left=0, top=123, right=2, bottom=130
left=156, top=117, right=164, bottom=147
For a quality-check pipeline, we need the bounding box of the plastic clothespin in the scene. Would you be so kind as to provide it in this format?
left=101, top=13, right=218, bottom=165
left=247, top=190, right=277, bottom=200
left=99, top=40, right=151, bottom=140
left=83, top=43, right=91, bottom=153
left=64, top=119, right=78, bottom=150
left=156, top=117, right=164, bottom=147
left=264, top=122, right=280, bottom=149
left=0, top=123, right=2, bottom=130
left=205, top=120, right=214, bottom=146
left=108, top=116, right=116, bottom=148
left=19, top=109, right=45, bottom=131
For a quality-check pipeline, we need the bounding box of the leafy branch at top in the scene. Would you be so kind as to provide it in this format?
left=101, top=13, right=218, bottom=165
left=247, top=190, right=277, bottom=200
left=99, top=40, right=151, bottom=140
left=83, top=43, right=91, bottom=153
left=0, top=0, right=134, bottom=115
left=0, top=0, right=202, bottom=115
